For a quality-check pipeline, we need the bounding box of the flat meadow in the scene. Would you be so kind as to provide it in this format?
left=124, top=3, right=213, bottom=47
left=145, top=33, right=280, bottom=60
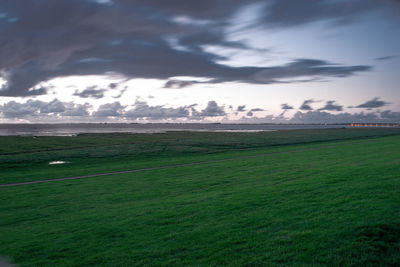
left=1, top=128, right=400, bottom=266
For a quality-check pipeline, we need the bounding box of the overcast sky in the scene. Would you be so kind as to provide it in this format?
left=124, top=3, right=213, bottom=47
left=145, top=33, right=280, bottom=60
left=0, top=0, right=399, bottom=123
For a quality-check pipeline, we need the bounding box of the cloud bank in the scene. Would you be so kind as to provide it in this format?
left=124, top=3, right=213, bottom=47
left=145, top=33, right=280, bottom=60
left=0, top=0, right=379, bottom=97
left=1, top=98, right=398, bottom=123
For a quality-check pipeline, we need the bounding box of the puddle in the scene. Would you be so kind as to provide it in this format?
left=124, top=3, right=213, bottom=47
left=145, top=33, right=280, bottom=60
left=48, top=161, right=70, bottom=165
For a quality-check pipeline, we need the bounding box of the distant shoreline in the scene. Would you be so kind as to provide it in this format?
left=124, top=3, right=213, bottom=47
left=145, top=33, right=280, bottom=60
left=0, top=123, right=398, bottom=136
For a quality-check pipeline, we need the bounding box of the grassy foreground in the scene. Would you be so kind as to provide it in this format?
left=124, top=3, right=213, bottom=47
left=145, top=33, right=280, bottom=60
left=1, top=129, right=400, bottom=266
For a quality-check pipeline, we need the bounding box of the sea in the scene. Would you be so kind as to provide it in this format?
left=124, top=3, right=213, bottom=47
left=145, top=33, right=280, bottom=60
left=0, top=123, right=349, bottom=136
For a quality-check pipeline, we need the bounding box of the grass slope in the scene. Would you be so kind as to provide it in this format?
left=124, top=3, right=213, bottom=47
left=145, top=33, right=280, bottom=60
left=0, top=133, right=399, bottom=266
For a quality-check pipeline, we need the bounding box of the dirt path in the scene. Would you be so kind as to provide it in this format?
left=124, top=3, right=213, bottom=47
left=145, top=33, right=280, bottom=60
left=0, top=142, right=358, bottom=188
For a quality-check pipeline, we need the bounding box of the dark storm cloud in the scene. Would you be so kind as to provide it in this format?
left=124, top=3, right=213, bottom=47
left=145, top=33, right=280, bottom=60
left=289, top=110, right=400, bottom=124
left=73, top=86, right=106, bottom=99
left=0, top=99, right=90, bottom=118
left=128, top=0, right=254, bottom=20
left=164, top=80, right=197, bottom=89
left=62, top=103, right=91, bottom=116
left=39, top=99, right=66, bottom=113
left=375, top=55, right=398, bottom=61
left=0, top=98, right=228, bottom=120
left=244, top=108, right=263, bottom=117
left=279, top=103, right=293, bottom=117
left=252, top=59, right=370, bottom=84
left=0, top=100, right=40, bottom=118
left=380, top=110, right=400, bottom=120
left=92, top=102, right=124, bottom=117
left=177, top=29, right=266, bottom=55
left=281, top=103, right=293, bottom=110
left=318, top=100, right=343, bottom=111
left=353, top=97, right=389, bottom=109
left=260, top=0, right=399, bottom=28
left=99, top=100, right=226, bottom=120
left=0, top=0, right=187, bottom=97
left=235, top=108, right=400, bottom=124
left=237, top=105, right=246, bottom=112
left=290, top=111, right=377, bottom=124
left=124, top=100, right=190, bottom=119
left=112, top=87, right=127, bottom=98
left=193, top=101, right=226, bottom=117
left=0, top=0, right=374, bottom=97
left=299, top=99, right=316, bottom=111
left=109, top=83, right=118, bottom=89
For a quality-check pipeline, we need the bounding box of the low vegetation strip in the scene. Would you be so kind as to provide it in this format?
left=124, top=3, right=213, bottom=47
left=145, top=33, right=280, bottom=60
left=1, top=128, right=400, bottom=155
left=0, top=142, right=355, bottom=188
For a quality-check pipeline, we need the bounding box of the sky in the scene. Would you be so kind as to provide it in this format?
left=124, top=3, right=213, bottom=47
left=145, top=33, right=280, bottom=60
left=0, top=0, right=399, bottom=123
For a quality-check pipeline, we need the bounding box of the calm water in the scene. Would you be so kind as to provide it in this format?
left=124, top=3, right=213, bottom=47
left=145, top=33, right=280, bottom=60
left=0, top=123, right=349, bottom=136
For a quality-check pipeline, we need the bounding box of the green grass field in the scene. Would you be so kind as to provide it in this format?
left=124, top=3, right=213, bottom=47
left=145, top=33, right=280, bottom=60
left=1, top=128, right=400, bottom=266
